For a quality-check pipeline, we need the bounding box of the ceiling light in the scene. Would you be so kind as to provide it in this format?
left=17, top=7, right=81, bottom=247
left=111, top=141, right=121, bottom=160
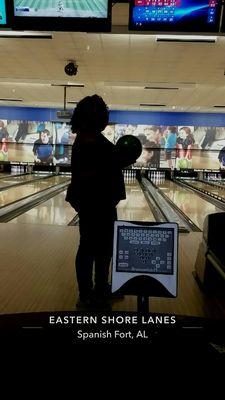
left=145, top=83, right=196, bottom=89
left=51, top=83, right=84, bottom=88
left=104, top=81, right=196, bottom=89
left=104, top=81, right=144, bottom=88
left=140, top=103, right=166, bottom=107
left=145, top=86, right=179, bottom=90
left=0, top=98, right=23, bottom=102
left=0, top=81, right=51, bottom=87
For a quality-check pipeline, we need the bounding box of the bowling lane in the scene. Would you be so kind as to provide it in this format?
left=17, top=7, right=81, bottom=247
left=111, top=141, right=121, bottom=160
left=189, top=180, right=225, bottom=201
left=10, top=180, right=154, bottom=225
left=156, top=179, right=223, bottom=230
left=117, top=181, right=155, bottom=221
left=0, top=173, right=50, bottom=189
left=8, top=190, right=76, bottom=226
left=0, top=176, right=70, bottom=208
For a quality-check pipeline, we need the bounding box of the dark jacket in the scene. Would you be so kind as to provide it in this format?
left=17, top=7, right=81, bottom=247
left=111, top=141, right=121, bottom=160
left=66, top=133, right=126, bottom=212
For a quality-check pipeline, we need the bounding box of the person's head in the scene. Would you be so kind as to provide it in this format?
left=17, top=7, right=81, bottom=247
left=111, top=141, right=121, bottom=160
left=125, top=124, right=137, bottom=135
left=144, top=126, right=161, bottom=143
left=0, top=120, right=5, bottom=128
left=141, top=141, right=158, bottom=164
left=41, top=129, right=50, bottom=143
left=137, top=134, right=148, bottom=146
left=167, top=126, right=177, bottom=135
left=142, top=148, right=154, bottom=163
left=179, top=126, right=192, bottom=138
left=70, top=94, right=109, bottom=135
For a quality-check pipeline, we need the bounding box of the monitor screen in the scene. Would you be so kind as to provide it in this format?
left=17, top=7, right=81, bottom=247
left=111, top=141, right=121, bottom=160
left=0, top=0, right=9, bottom=27
left=129, top=0, right=222, bottom=33
left=112, top=221, right=178, bottom=296
left=12, top=0, right=111, bottom=32
left=116, top=225, right=175, bottom=274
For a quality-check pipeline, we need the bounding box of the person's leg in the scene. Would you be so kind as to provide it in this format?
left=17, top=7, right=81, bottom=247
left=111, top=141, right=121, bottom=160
left=94, top=246, right=112, bottom=296
left=94, top=208, right=117, bottom=297
left=76, top=212, right=94, bottom=300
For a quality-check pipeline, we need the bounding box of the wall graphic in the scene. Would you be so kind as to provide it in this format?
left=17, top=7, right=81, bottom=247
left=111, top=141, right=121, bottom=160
left=0, top=119, right=75, bottom=164
left=0, top=119, right=225, bottom=169
left=105, top=124, right=225, bottom=170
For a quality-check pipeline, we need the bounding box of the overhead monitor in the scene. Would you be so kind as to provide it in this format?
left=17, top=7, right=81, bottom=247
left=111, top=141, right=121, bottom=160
left=112, top=221, right=178, bottom=297
left=0, top=0, right=10, bottom=27
left=129, top=0, right=222, bottom=33
left=12, top=0, right=111, bottom=32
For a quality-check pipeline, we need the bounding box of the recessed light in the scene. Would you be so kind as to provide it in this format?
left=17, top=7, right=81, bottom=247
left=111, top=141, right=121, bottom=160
left=0, top=98, right=23, bottom=102
left=140, top=103, right=166, bottom=107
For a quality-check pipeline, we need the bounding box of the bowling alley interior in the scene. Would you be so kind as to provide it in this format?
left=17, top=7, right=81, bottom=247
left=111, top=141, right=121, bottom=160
left=1, top=1, right=225, bottom=336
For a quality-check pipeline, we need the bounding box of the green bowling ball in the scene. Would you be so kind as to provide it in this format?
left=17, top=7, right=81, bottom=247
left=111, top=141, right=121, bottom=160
left=178, top=157, right=189, bottom=169
left=116, top=135, right=142, bottom=167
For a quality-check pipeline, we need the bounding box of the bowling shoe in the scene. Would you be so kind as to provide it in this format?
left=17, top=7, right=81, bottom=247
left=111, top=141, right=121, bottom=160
left=76, top=296, right=93, bottom=311
left=76, top=292, right=111, bottom=311
left=106, top=285, right=124, bottom=301
left=94, top=283, right=124, bottom=301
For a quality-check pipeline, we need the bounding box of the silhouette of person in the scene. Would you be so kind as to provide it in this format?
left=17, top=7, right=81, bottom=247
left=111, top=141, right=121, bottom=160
left=66, top=95, right=126, bottom=309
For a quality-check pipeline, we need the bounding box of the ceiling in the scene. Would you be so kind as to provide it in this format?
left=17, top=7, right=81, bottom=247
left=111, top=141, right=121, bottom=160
left=1, top=3, right=225, bottom=113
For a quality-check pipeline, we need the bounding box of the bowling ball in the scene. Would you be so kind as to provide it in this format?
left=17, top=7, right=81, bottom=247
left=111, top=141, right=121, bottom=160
left=0, top=151, right=5, bottom=161
left=177, top=157, right=189, bottom=169
left=116, top=135, right=142, bottom=167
